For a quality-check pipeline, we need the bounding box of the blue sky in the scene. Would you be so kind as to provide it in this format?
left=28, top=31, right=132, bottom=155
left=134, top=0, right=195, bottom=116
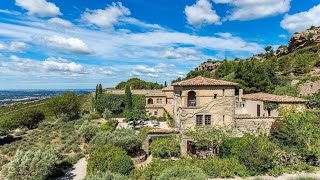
left=0, top=0, right=319, bottom=89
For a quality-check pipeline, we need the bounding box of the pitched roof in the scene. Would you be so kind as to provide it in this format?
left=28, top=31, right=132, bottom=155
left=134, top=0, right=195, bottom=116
left=162, top=86, right=174, bottom=91
left=172, top=76, right=239, bottom=87
left=242, top=93, right=307, bottom=103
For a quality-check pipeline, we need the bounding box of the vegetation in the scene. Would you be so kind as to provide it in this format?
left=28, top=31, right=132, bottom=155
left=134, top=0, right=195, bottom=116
left=79, top=121, right=100, bottom=143
left=47, top=92, right=80, bottom=121
left=158, top=166, right=207, bottom=180
left=85, top=171, right=128, bottom=180
left=306, top=92, right=320, bottom=109
left=2, top=149, right=59, bottom=180
left=100, top=120, right=118, bottom=132
left=150, top=136, right=180, bottom=158
left=115, top=78, right=163, bottom=89
left=87, top=145, right=133, bottom=175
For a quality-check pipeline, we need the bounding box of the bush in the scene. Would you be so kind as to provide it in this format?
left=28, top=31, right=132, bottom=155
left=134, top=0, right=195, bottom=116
left=88, top=113, right=101, bottom=120
left=87, top=145, right=133, bottom=175
left=85, top=171, right=128, bottom=180
left=100, top=120, right=118, bottom=132
left=79, top=121, right=100, bottom=143
left=271, top=112, right=320, bottom=161
left=2, top=149, right=58, bottom=180
left=199, top=157, right=248, bottom=178
left=150, top=136, right=180, bottom=158
left=107, top=129, right=142, bottom=154
left=89, top=131, right=111, bottom=145
left=230, top=134, right=280, bottom=175
left=158, top=166, right=207, bottom=180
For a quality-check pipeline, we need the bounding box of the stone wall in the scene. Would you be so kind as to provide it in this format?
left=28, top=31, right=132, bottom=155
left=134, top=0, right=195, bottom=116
left=105, top=89, right=161, bottom=95
left=298, top=80, right=320, bottom=96
left=234, top=117, right=276, bottom=136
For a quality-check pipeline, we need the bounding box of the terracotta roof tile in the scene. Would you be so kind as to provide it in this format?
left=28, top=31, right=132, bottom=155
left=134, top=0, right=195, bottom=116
left=162, top=86, right=174, bottom=91
left=242, top=93, right=307, bottom=103
left=172, top=76, right=239, bottom=86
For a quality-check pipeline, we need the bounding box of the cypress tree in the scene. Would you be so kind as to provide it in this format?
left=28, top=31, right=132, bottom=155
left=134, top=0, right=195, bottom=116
left=164, top=81, right=167, bottom=87
left=95, top=84, right=98, bottom=99
left=125, top=85, right=133, bottom=111
left=98, top=84, right=103, bottom=95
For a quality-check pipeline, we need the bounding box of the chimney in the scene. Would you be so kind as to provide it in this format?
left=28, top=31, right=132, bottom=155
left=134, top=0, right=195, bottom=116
left=239, top=89, right=243, bottom=102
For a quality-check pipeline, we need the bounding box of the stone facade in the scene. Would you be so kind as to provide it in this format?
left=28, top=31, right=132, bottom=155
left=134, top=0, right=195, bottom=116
left=145, top=87, right=174, bottom=118
left=298, top=80, right=320, bottom=96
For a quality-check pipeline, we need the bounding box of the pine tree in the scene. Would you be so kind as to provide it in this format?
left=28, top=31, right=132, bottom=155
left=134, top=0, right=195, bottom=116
left=125, top=85, right=133, bottom=111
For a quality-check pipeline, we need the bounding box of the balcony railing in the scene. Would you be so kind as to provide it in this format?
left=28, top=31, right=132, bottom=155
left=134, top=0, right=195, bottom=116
left=188, top=99, right=196, bottom=107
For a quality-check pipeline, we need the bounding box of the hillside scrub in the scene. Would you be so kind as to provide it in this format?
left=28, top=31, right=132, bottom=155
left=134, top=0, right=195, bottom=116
left=158, top=166, right=207, bottom=180
left=2, top=149, right=59, bottom=180
left=87, top=145, right=133, bottom=175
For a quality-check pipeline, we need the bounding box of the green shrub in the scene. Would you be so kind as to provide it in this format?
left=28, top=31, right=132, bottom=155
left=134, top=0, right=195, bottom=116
left=87, top=145, right=133, bottom=175
left=150, top=136, right=180, bottom=158
left=89, top=131, right=111, bottom=145
left=219, top=137, right=245, bottom=158
left=271, top=112, right=320, bottom=161
left=107, top=129, right=142, bottom=154
left=100, top=120, right=118, bottom=132
left=199, top=157, right=248, bottom=178
left=85, top=171, right=128, bottom=180
left=2, top=149, right=58, bottom=180
left=225, top=134, right=280, bottom=175
left=158, top=166, right=207, bottom=180
left=89, top=113, right=101, bottom=120
left=79, top=121, right=100, bottom=143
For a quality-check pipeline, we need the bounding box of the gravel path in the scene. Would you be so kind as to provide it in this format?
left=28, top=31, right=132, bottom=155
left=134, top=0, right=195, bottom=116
left=60, top=158, right=87, bottom=180
left=210, top=171, right=320, bottom=180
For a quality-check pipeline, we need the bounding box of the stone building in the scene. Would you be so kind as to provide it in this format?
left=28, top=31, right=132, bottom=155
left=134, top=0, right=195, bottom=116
left=145, top=86, right=174, bottom=118
left=144, top=76, right=307, bottom=156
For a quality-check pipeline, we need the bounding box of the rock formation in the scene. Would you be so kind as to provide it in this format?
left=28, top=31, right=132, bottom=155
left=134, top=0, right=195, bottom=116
left=288, top=26, right=320, bottom=52
left=195, top=61, right=220, bottom=72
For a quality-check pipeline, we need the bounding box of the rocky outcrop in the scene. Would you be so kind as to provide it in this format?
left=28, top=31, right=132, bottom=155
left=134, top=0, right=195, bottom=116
left=288, top=26, right=320, bottom=52
left=275, top=46, right=289, bottom=57
left=195, top=61, right=220, bottom=72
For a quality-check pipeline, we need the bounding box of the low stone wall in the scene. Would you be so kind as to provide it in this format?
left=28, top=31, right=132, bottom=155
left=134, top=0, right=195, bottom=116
left=105, top=89, right=161, bottom=95
left=234, top=117, right=277, bottom=136
left=132, top=153, right=147, bottom=165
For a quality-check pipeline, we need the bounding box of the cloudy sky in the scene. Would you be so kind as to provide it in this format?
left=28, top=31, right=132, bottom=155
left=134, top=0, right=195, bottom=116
left=0, top=0, right=319, bottom=89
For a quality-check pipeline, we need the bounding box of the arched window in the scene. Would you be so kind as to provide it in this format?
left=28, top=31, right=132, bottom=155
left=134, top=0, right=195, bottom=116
left=147, top=98, right=153, bottom=104
left=188, top=91, right=196, bottom=107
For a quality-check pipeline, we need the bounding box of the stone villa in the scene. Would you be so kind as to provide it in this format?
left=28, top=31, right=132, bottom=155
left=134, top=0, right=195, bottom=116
left=145, top=76, right=307, bottom=155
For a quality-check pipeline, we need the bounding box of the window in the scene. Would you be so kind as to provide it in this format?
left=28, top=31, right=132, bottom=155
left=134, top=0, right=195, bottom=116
left=147, top=98, right=153, bottom=104
left=222, top=89, right=225, bottom=96
left=188, top=91, right=196, bottom=107
left=154, top=111, right=158, bottom=116
left=257, top=104, right=261, bottom=117
left=222, top=115, right=225, bottom=123
left=205, top=115, right=211, bottom=125
left=196, top=115, right=203, bottom=126
left=268, top=109, right=271, bottom=116
left=214, top=94, right=217, bottom=99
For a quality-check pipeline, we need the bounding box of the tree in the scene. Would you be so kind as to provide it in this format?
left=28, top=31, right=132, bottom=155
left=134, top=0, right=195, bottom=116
left=106, top=128, right=142, bottom=154
left=102, top=108, right=112, bottom=120
left=47, top=92, right=80, bottom=121
left=273, top=85, right=298, bottom=97
left=265, top=46, right=273, bottom=53
left=185, top=127, right=225, bottom=149
left=124, top=109, right=146, bottom=127
left=150, top=137, right=180, bottom=158
left=85, top=171, right=128, bottom=180
left=125, top=85, right=132, bottom=111
left=10, top=109, right=45, bottom=129
left=98, top=84, right=103, bottom=95
left=271, top=112, right=320, bottom=160
left=164, top=81, right=167, bottom=87
left=2, top=149, right=58, bottom=180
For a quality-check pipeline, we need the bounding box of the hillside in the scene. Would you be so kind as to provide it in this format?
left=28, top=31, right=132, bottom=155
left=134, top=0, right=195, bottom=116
left=175, top=26, right=320, bottom=95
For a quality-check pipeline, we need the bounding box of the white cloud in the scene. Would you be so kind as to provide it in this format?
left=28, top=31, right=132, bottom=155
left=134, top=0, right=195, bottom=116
left=48, top=18, right=73, bottom=27
left=129, top=63, right=180, bottom=78
left=163, top=47, right=201, bottom=60
left=0, top=41, right=28, bottom=52
left=15, top=0, right=61, bottom=17
left=213, top=0, right=291, bottom=21
left=280, top=4, right=320, bottom=33
left=278, top=34, right=287, bottom=39
left=185, top=0, right=221, bottom=27
left=0, top=9, right=21, bottom=15
left=43, top=57, right=85, bottom=74
left=81, top=2, right=130, bottom=29
left=38, top=35, right=92, bottom=54
left=121, top=17, right=163, bottom=30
